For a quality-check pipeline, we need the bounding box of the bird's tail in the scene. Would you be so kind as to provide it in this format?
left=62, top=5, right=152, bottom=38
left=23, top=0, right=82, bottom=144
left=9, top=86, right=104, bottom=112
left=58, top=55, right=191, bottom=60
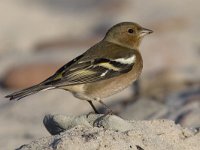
left=5, top=84, right=52, bottom=101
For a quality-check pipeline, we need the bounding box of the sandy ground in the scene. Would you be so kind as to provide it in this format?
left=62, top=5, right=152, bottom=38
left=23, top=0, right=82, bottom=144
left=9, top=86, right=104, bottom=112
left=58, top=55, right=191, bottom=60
left=17, top=114, right=200, bottom=150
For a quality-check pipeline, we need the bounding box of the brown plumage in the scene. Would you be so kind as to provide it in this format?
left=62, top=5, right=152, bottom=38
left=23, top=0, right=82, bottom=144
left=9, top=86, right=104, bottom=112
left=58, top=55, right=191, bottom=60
left=5, top=22, right=153, bottom=113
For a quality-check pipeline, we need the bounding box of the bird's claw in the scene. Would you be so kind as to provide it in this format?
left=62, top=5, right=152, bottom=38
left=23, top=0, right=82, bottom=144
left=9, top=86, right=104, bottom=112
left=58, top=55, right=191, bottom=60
left=93, top=110, right=113, bottom=128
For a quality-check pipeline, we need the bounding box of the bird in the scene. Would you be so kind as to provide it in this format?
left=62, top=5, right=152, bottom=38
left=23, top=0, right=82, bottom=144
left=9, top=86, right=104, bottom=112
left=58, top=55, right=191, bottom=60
left=5, top=22, right=153, bottom=114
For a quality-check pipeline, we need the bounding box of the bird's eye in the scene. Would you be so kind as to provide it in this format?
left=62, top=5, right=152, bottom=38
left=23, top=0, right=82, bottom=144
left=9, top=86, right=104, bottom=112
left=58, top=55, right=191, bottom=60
left=128, top=28, right=134, bottom=34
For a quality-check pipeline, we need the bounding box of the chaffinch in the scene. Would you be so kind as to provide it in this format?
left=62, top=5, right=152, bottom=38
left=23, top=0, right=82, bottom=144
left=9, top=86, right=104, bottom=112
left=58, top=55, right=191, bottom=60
left=6, top=22, right=153, bottom=114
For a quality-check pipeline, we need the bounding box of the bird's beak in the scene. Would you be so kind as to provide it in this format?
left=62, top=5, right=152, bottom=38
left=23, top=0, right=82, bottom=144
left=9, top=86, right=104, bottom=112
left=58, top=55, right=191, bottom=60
left=139, top=28, right=153, bottom=37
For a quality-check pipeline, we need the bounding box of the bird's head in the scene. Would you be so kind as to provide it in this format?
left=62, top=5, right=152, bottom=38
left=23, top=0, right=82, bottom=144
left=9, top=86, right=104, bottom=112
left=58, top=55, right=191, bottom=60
left=104, top=22, right=153, bottom=49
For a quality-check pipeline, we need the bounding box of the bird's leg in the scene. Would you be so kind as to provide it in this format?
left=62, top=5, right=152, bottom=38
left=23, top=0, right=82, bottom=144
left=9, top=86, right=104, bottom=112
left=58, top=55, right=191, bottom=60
left=87, top=100, right=99, bottom=114
left=93, top=100, right=113, bottom=127
left=98, top=100, right=113, bottom=114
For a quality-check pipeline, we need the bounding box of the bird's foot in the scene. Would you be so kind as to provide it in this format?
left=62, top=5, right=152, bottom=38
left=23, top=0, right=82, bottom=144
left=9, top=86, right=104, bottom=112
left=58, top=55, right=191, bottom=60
left=93, top=110, right=113, bottom=128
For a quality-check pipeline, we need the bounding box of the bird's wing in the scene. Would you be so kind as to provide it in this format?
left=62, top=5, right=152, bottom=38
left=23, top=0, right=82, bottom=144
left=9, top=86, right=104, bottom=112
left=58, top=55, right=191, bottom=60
left=45, top=54, right=136, bottom=87
left=42, top=41, right=138, bottom=86
left=41, top=53, right=85, bottom=84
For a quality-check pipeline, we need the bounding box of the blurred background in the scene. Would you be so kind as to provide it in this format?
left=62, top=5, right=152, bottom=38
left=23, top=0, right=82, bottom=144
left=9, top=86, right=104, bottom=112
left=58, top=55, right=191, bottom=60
left=0, top=0, right=199, bottom=149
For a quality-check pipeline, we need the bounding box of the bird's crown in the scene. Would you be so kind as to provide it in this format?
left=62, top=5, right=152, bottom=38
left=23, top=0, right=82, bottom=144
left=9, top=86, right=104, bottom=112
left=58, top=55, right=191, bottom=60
left=104, top=22, right=153, bottom=49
